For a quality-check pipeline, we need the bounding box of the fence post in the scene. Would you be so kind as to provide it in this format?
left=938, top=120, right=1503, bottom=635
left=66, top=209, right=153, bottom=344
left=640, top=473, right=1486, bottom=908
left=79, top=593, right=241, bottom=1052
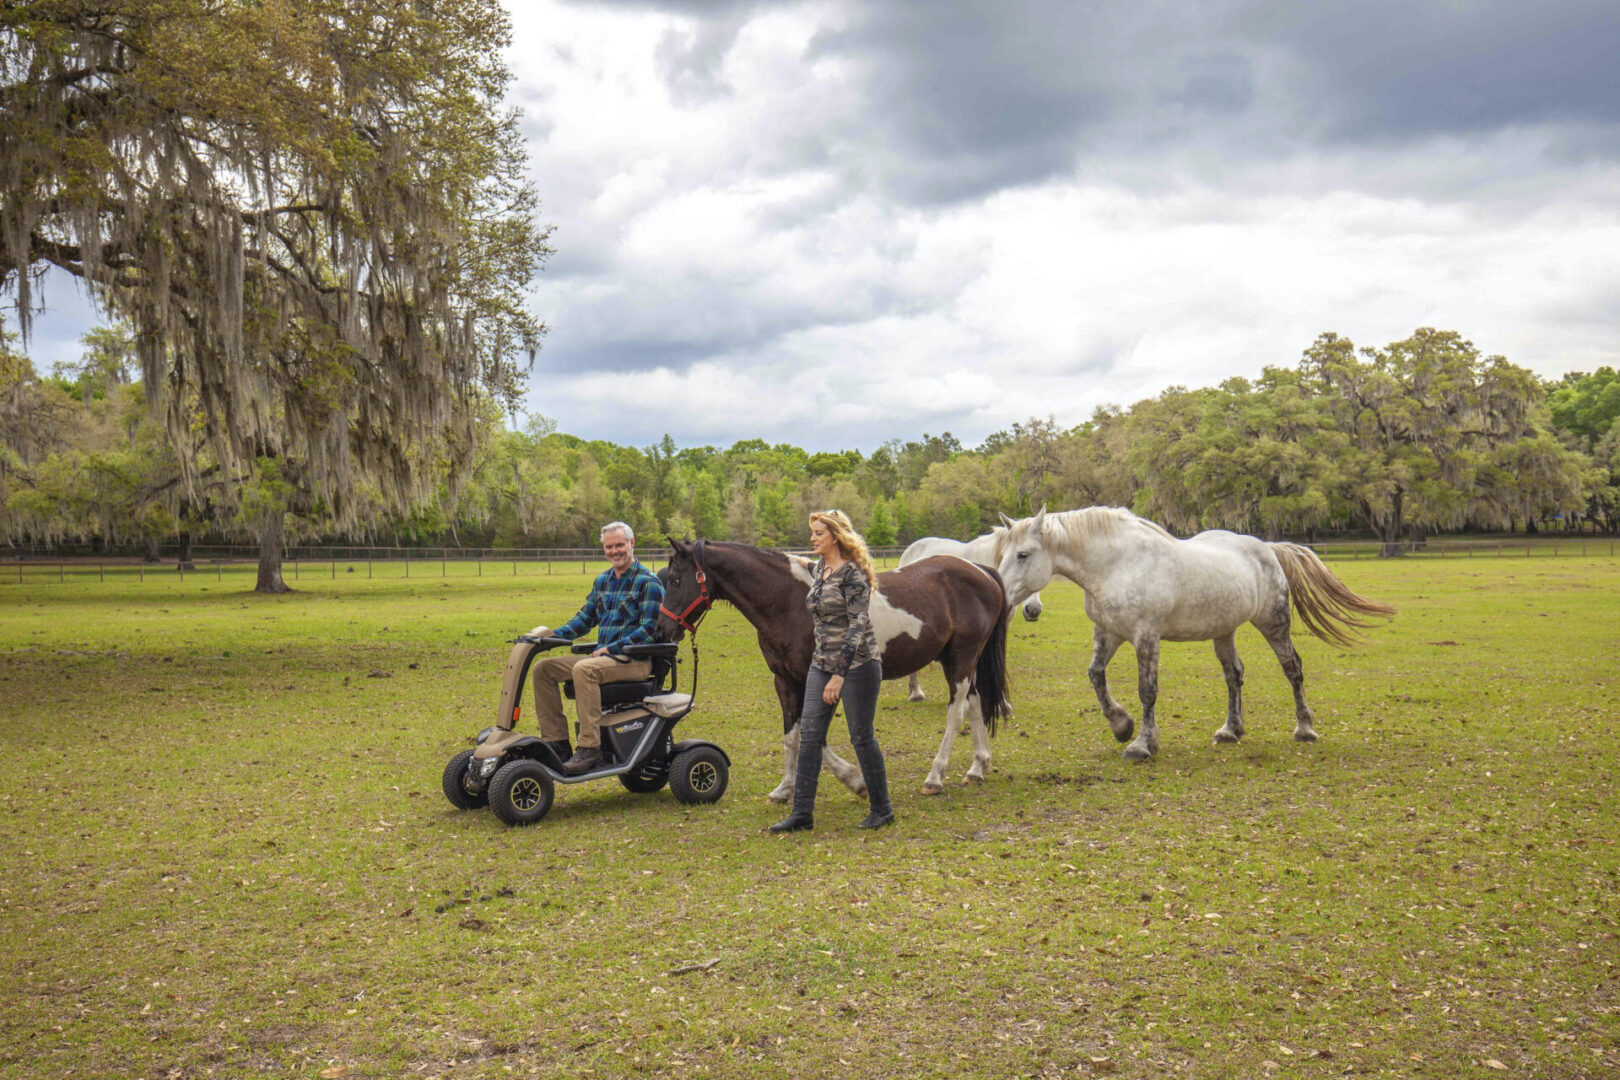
left=100, top=564, right=104, bottom=583
left=368, top=559, right=372, bottom=579
left=405, top=551, right=409, bottom=578
left=217, top=562, right=222, bottom=581
left=331, top=560, right=335, bottom=580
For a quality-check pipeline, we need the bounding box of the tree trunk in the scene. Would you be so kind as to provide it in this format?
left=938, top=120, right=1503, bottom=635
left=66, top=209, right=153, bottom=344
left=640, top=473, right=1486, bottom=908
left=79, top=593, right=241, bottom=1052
left=143, top=537, right=161, bottom=563
left=1377, top=492, right=1406, bottom=557
left=176, top=530, right=195, bottom=571
left=255, top=513, right=292, bottom=594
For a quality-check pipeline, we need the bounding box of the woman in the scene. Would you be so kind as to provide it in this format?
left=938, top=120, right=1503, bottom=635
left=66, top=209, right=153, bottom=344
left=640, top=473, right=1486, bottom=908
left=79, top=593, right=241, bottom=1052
left=769, top=509, right=894, bottom=832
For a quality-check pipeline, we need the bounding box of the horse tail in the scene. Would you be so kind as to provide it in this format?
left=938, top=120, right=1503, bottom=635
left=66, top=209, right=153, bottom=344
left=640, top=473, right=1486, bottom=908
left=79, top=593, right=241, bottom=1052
left=971, top=566, right=1013, bottom=735
left=1269, top=542, right=1397, bottom=648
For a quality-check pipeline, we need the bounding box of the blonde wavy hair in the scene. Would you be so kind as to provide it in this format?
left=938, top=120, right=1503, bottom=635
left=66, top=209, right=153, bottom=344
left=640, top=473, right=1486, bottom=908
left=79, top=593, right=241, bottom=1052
left=809, top=509, right=877, bottom=586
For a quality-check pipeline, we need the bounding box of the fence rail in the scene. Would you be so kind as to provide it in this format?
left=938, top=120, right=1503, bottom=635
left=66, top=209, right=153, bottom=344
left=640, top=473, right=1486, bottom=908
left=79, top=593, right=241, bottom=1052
left=3, top=537, right=1617, bottom=586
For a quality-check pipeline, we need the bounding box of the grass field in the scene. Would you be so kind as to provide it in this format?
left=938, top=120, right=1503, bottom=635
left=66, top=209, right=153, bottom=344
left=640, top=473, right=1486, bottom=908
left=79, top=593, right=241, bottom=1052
left=2, top=557, right=1617, bottom=1079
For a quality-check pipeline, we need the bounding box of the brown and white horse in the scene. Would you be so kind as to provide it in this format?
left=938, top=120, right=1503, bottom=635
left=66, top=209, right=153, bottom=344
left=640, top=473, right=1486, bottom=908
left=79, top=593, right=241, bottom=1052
left=657, top=540, right=1011, bottom=800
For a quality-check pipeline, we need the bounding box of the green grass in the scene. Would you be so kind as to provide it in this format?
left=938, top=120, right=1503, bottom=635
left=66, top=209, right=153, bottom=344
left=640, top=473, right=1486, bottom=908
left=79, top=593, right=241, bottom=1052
left=2, top=558, right=1617, bottom=1079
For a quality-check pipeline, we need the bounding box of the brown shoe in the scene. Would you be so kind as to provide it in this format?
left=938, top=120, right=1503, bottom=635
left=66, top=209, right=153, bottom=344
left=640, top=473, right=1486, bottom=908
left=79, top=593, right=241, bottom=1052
left=561, top=747, right=602, bottom=775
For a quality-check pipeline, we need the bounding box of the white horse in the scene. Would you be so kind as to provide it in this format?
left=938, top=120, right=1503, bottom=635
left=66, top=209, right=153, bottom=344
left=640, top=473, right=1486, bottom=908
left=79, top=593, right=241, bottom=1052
left=897, top=530, right=1043, bottom=701
left=994, top=507, right=1395, bottom=760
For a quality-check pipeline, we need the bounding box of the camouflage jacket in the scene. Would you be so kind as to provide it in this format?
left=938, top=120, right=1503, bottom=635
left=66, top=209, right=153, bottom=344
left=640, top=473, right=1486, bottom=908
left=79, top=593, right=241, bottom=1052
left=806, top=558, right=878, bottom=676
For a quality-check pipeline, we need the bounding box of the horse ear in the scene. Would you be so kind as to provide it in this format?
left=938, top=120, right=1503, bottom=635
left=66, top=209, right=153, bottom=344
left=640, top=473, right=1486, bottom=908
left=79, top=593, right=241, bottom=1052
left=667, top=536, right=686, bottom=553
left=1031, top=507, right=1047, bottom=535
left=998, top=512, right=1015, bottom=528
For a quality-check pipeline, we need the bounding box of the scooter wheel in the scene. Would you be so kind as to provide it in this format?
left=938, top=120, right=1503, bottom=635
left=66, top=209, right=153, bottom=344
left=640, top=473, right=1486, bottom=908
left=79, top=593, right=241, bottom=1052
left=618, top=766, right=669, bottom=794
left=488, top=759, right=555, bottom=826
left=442, top=749, right=488, bottom=810
left=670, top=746, right=728, bottom=805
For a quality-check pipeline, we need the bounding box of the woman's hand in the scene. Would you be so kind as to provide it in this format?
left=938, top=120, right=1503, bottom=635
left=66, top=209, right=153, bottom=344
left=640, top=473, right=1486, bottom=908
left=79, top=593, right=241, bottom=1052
left=822, top=674, right=844, bottom=705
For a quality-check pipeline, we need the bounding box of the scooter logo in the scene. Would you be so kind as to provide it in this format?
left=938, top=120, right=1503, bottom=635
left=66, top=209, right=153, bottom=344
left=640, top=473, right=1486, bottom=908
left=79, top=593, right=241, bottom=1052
left=617, top=720, right=645, bottom=732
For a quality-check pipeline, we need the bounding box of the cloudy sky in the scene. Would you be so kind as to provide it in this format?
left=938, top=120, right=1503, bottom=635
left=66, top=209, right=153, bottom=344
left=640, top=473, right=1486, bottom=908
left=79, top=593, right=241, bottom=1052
left=26, top=0, right=1620, bottom=451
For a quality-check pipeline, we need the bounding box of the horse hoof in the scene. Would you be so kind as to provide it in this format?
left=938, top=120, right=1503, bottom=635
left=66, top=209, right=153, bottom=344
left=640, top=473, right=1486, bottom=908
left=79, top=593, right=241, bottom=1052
left=920, top=782, right=944, bottom=796
left=1293, top=729, right=1319, bottom=743
left=909, top=692, right=927, bottom=703
left=1213, top=727, right=1241, bottom=744
left=766, top=790, right=791, bottom=804
left=1122, top=743, right=1155, bottom=761
left=962, top=774, right=984, bottom=786
left=1111, top=723, right=1135, bottom=744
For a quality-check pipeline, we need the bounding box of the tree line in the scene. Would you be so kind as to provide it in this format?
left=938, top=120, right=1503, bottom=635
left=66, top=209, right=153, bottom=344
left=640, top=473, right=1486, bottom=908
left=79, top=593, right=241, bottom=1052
left=4, top=4, right=1617, bottom=590
left=5, top=319, right=1617, bottom=563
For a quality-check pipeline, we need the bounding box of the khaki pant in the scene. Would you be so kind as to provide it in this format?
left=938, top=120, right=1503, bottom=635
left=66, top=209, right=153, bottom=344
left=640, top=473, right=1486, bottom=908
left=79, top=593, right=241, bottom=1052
left=532, top=654, right=653, bottom=748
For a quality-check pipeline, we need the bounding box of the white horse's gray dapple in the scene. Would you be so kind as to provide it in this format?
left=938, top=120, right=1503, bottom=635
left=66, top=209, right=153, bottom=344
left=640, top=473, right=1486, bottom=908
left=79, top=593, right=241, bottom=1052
left=994, top=507, right=1396, bottom=760
left=897, top=530, right=1042, bottom=701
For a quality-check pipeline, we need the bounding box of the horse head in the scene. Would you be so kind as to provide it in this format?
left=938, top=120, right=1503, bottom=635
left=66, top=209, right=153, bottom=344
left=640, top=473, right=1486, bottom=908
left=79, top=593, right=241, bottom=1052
left=657, top=537, right=713, bottom=641
left=995, top=506, right=1055, bottom=613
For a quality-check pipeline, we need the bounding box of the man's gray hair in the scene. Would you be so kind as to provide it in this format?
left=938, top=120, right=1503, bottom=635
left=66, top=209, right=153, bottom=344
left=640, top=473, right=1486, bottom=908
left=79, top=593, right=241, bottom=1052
left=600, top=521, right=634, bottom=544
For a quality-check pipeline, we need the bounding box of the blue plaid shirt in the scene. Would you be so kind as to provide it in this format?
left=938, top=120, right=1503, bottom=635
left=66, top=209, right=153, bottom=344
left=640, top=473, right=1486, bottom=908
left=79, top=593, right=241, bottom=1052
left=555, top=561, right=665, bottom=651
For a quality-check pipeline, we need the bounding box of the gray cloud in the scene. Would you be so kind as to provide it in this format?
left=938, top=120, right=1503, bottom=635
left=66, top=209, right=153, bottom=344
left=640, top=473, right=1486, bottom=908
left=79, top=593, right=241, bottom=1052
left=557, top=0, right=1620, bottom=207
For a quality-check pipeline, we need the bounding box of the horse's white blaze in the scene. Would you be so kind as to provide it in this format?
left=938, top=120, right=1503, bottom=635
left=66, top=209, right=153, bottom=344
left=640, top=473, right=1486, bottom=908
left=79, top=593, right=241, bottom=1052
left=870, top=588, right=925, bottom=653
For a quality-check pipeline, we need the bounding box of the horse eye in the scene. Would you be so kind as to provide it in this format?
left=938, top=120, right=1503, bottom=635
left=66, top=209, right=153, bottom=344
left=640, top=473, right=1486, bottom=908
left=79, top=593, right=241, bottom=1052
left=1018, top=551, right=1029, bottom=560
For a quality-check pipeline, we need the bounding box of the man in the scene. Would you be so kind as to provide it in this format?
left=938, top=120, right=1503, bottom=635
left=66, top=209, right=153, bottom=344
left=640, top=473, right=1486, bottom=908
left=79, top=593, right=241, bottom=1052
left=536, top=522, right=666, bottom=774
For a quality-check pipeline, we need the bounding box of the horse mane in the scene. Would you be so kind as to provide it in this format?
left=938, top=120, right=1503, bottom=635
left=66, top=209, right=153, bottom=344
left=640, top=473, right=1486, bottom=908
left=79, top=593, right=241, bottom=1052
left=1049, top=506, right=1177, bottom=547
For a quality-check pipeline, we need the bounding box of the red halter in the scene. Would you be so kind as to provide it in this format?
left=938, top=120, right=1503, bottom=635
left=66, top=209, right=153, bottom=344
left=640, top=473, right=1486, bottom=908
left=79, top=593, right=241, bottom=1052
left=659, top=540, right=714, bottom=637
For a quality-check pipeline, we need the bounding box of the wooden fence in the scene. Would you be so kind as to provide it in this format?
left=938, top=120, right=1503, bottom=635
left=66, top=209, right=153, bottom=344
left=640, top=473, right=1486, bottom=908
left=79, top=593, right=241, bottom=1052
left=3, top=538, right=1617, bottom=586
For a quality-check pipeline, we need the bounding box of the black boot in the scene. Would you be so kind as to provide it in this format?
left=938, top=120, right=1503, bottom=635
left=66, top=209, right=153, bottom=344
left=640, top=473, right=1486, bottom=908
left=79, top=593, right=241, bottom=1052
left=849, top=734, right=893, bottom=831
left=769, top=722, right=825, bottom=833
left=768, top=812, right=814, bottom=833
left=543, top=739, right=572, bottom=763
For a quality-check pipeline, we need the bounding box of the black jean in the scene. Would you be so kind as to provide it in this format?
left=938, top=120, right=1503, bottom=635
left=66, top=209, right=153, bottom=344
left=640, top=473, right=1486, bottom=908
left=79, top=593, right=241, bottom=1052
left=793, top=659, right=889, bottom=819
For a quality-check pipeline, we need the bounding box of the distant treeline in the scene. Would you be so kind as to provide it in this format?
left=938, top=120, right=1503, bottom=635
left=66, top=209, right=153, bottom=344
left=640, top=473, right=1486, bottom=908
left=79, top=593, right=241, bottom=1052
left=5, top=326, right=1618, bottom=554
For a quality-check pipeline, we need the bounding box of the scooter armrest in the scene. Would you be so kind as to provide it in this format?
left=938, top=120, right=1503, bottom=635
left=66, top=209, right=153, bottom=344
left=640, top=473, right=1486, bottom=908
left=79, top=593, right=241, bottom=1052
left=514, top=635, right=572, bottom=649
left=618, top=642, right=679, bottom=660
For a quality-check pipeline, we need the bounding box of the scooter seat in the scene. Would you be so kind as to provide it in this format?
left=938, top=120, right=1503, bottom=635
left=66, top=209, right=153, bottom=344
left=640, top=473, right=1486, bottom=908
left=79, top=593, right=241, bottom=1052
left=641, top=693, right=692, bottom=718
left=598, top=680, right=660, bottom=706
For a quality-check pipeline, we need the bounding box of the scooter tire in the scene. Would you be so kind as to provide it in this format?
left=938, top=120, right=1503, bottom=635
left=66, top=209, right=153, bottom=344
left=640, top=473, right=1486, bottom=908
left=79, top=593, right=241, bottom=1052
left=670, top=746, right=728, bottom=805
left=488, top=759, right=556, bottom=826
left=442, top=749, right=489, bottom=810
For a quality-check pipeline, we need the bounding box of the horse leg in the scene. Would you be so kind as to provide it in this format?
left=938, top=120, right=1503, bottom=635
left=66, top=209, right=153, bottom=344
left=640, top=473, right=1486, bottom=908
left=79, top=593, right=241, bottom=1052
left=1088, top=627, right=1134, bottom=742
left=922, top=676, right=972, bottom=795
left=908, top=673, right=926, bottom=702
left=1122, top=636, right=1161, bottom=761
left=768, top=674, right=805, bottom=803
left=771, top=721, right=800, bottom=804
left=769, top=674, right=866, bottom=801
left=823, top=743, right=866, bottom=797
left=962, top=690, right=991, bottom=783
left=1212, top=633, right=1245, bottom=744
left=1262, top=624, right=1318, bottom=743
